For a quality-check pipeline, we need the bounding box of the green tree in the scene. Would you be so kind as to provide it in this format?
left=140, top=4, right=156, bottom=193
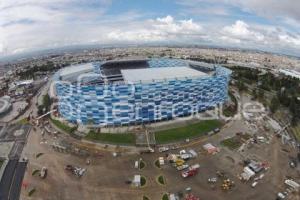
left=252, top=89, right=258, bottom=99
left=291, top=115, right=298, bottom=127
left=258, top=89, right=264, bottom=99
left=270, top=96, right=280, bottom=113
left=237, top=80, right=246, bottom=92
left=289, top=97, right=297, bottom=115
left=37, top=105, right=44, bottom=115
left=42, top=94, right=51, bottom=112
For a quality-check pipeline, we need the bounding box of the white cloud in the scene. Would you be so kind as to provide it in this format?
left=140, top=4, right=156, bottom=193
left=1, top=0, right=300, bottom=56
left=177, top=0, right=300, bottom=22
left=153, top=16, right=202, bottom=35
left=217, top=20, right=300, bottom=55
left=227, top=0, right=300, bottom=22
left=157, top=15, right=174, bottom=24
left=0, top=0, right=112, bottom=55
left=107, top=16, right=203, bottom=43
left=223, top=20, right=264, bottom=42
left=279, top=34, right=300, bottom=46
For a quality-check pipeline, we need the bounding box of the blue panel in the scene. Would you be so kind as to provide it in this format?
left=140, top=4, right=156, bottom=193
left=55, top=59, right=231, bottom=126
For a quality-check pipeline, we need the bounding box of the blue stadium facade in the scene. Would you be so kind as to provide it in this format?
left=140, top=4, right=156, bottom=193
left=54, top=58, right=231, bottom=126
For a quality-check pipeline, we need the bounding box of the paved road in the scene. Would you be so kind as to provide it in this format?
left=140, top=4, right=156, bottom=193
left=9, top=161, right=27, bottom=200
left=0, top=160, right=28, bottom=200
left=0, top=159, right=18, bottom=200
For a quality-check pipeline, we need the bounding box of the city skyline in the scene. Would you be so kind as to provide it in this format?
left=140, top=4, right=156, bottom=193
left=1, top=0, right=300, bottom=57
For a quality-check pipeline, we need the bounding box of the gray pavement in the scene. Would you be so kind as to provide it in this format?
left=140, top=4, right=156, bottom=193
left=0, top=124, right=31, bottom=200
left=0, top=159, right=28, bottom=200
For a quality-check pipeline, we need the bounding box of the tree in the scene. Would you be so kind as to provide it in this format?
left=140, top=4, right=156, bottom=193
left=237, top=80, right=246, bottom=92
left=289, top=97, right=297, bottom=115
left=291, top=115, right=298, bottom=127
left=42, top=94, right=52, bottom=112
left=258, top=89, right=264, bottom=99
left=252, top=89, right=258, bottom=99
left=270, top=96, right=280, bottom=113
left=37, top=105, right=44, bottom=115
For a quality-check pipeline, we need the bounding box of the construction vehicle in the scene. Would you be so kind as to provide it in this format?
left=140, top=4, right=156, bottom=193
left=173, top=159, right=185, bottom=167
left=221, top=179, right=235, bottom=191
left=181, top=164, right=200, bottom=178
left=185, top=194, right=200, bottom=200
left=285, top=179, right=300, bottom=191
left=65, top=165, right=86, bottom=178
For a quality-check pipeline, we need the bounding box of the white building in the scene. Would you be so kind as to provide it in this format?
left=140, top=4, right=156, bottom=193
left=279, top=69, right=300, bottom=79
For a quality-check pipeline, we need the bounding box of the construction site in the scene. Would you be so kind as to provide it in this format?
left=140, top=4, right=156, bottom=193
left=0, top=64, right=293, bottom=200
left=16, top=90, right=299, bottom=200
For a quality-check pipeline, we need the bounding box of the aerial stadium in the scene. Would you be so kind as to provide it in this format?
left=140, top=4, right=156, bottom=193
left=53, top=58, right=231, bottom=126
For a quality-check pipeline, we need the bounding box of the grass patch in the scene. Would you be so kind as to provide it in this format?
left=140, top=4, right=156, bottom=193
left=155, top=120, right=222, bottom=144
left=85, top=131, right=135, bottom=145
left=36, top=153, right=44, bottom=159
left=139, top=160, right=146, bottom=170
left=18, top=118, right=29, bottom=125
left=291, top=124, right=300, bottom=142
left=141, top=176, right=146, bottom=187
left=32, top=169, right=40, bottom=176
left=50, top=118, right=76, bottom=134
left=221, top=134, right=250, bottom=150
left=28, top=188, right=36, bottom=197
left=154, top=160, right=161, bottom=168
left=143, top=196, right=150, bottom=200
left=157, top=175, right=166, bottom=185
left=221, top=138, right=241, bottom=150
left=162, top=194, right=169, bottom=200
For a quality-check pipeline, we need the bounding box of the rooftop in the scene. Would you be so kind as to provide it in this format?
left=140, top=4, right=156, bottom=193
left=59, top=63, right=95, bottom=77
left=121, top=66, right=207, bottom=83
left=279, top=68, right=300, bottom=79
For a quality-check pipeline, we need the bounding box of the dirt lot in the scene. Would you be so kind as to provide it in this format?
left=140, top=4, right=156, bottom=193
left=19, top=91, right=300, bottom=200
left=20, top=117, right=300, bottom=200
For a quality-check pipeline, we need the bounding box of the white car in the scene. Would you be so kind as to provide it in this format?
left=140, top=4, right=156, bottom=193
left=180, top=153, right=192, bottom=160
left=179, top=150, right=186, bottom=154
left=277, top=192, right=286, bottom=199
left=158, top=147, right=169, bottom=153
left=177, top=164, right=189, bottom=171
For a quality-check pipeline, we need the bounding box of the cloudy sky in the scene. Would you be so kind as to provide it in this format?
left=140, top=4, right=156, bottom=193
left=1, top=0, right=300, bottom=56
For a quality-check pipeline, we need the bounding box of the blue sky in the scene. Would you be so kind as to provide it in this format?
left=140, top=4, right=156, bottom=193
left=1, top=0, right=300, bottom=56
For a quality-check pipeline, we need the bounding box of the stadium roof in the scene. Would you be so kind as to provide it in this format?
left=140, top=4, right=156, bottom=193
left=59, top=63, right=94, bottom=77
left=121, top=66, right=207, bottom=83
left=102, top=57, right=148, bottom=65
